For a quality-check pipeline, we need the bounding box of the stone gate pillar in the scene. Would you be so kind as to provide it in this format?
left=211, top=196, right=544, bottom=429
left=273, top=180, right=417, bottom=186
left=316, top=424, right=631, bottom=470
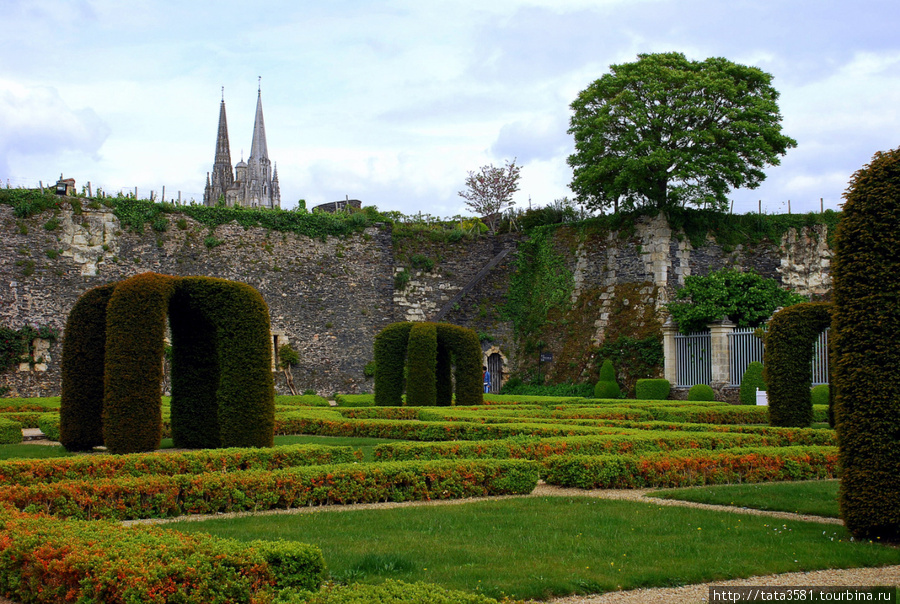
left=709, top=318, right=735, bottom=390
left=662, top=317, right=679, bottom=385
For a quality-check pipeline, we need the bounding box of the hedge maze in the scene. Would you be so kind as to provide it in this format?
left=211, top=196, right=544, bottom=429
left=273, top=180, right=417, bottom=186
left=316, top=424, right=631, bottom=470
left=59, top=272, right=275, bottom=454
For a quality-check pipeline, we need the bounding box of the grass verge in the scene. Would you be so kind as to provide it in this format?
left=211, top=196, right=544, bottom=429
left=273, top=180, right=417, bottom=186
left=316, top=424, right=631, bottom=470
left=649, top=480, right=841, bottom=518
left=168, top=496, right=899, bottom=601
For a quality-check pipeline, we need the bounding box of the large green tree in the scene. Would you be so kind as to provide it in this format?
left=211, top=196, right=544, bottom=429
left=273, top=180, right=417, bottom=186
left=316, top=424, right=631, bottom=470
left=567, top=52, right=797, bottom=212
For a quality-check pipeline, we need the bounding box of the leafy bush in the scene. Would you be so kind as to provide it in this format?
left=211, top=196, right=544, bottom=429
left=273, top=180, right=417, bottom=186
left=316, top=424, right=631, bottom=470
left=37, top=413, right=59, bottom=441
left=0, top=418, right=22, bottom=445
left=832, top=147, right=900, bottom=541
left=763, top=302, right=832, bottom=428
left=687, top=384, right=716, bottom=401
left=666, top=268, right=807, bottom=334
left=276, top=394, right=330, bottom=407
left=594, top=359, right=621, bottom=398
left=810, top=384, right=830, bottom=407
left=499, top=380, right=594, bottom=397
left=635, top=379, right=670, bottom=400
left=334, top=394, right=376, bottom=407
left=739, top=361, right=767, bottom=405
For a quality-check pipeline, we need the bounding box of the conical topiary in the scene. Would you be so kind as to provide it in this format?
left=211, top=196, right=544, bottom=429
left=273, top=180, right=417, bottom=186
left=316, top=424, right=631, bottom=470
left=594, top=359, right=621, bottom=399
left=739, top=361, right=766, bottom=405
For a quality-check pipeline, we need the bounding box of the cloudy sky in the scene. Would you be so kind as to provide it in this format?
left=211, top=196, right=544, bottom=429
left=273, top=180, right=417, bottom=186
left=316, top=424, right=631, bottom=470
left=1, top=0, right=897, bottom=216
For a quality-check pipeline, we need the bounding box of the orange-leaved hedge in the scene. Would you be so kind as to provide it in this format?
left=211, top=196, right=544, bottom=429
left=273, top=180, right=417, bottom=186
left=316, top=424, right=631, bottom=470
left=0, top=459, right=539, bottom=520
left=542, top=446, right=839, bottom=489
left=0, top=505, right=324, bottom=603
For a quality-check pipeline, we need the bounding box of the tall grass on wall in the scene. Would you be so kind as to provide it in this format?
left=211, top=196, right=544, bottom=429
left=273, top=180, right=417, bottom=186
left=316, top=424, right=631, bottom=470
left=59, top=283, right=116, bottom=451
left=832, top=147, right=900, bottom=542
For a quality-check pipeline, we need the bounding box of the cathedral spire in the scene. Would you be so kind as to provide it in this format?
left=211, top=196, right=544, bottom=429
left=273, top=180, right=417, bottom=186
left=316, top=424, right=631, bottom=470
left=248, top=86, right=269, bottom=166
left=204, top=91, right=235, bottom=206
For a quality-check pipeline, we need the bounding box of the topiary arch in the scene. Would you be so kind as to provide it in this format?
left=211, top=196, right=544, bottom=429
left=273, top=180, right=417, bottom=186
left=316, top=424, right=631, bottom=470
left=763, top=302, right=832, bottom=428
left=373, top=321, right=482, bottom=407
left=60, top=272, right=275, bottom=454
left=832, top=147, right=900, bottom=542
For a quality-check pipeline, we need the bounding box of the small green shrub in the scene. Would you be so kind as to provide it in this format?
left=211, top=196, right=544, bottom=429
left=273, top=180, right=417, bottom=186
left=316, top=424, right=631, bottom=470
left=363, top=360, right=376, bottom=378
left=409, top=254, right=435, bottom=272
left=739, top=362, right=767, bottom=405
left=0, top=418, right=23, bottom=445
left=42, top=217, right=60, bottom=231
left=204, top=236, right=223, bottom=249
left=687, top=383, right=716, bottom=401
left=594, top=359, right=620, bottom=398
left=810, top=384, right=829, bottom=407
left=394, top=268, right=411, bottom=290
left=151, top=217, right=168, bottom=232
left=635, top=379, right=670, bottom=400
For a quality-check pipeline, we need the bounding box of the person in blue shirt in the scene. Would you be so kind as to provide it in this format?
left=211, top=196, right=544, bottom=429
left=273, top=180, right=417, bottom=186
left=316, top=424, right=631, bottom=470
left=483, top=365, right=491, bottom=393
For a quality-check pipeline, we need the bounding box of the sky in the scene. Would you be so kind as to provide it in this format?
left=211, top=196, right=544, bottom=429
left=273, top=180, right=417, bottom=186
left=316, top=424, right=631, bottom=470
left=1, top=0, right=898, bottom=216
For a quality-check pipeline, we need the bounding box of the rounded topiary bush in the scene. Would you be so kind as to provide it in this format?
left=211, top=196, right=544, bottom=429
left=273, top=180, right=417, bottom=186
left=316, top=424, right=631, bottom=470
left=594, top=359, right=620, bottom=399
left=810, top=384, right=829, bottom=407
left=832, top=147, right=900, bottom=541
left=739, top=361, right=767, bottom=405
left=634, top=379, right=670, bottom=400
left=687, top=383, right=716, bottom=401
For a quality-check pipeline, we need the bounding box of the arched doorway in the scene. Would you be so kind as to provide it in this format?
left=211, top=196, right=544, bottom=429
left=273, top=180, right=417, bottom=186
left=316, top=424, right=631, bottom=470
left=487, top=352, right=503, bottom=394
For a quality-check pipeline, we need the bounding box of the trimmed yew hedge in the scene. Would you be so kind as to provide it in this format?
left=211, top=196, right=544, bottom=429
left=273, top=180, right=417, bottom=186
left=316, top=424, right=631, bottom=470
left=0, top=459, right=539, bottom=520
left=543, top=446, right=839, bottom=489
left=59, top=282, right=116, bottom=450
left=764, top=302, right=832, bottom=427
left=832, top=147, right=900, bottom=541
left=406, top=322, right=438, bottom=406
left=374, top=322, right=483, bottom=407
left=60, top=273, right=274, bottom=454
left=634, top=379, right=670, bottom=400
left=0, top=444, right=359, bottom=487
left=0, top=505, right=324, bottom=603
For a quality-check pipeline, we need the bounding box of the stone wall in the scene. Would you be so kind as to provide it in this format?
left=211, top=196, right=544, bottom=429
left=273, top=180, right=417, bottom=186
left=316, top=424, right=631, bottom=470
left=0, top=203, right=835, bottom=399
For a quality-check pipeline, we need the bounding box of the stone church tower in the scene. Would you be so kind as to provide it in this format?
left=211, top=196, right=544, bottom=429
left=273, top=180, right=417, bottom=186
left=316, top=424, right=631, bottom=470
left=203, top=86, right=281, bottom=209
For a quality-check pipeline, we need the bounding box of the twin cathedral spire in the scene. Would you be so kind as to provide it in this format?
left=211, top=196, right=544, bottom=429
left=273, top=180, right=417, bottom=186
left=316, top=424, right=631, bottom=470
left=203, top=84, right=281, bottom=209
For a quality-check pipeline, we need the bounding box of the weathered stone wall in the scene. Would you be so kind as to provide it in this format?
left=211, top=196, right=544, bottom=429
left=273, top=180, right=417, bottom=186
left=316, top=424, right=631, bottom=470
left=0, top=204, right=834, bottom=399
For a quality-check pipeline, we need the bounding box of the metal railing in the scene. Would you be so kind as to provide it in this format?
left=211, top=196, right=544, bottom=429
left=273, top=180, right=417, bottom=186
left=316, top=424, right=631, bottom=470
left=811, top=328, right=830, bottom=386
left=675, top=330, right=711, bottom=387
left=728, top=327, right=765, bottom=386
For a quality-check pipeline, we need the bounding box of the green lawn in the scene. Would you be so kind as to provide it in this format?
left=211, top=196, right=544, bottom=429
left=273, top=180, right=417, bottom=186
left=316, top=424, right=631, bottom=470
left=0, top=443, right=72, bottom=460
left=168, top=496, right=899, bottom=601
left=649, top=480, right=841, bottom=518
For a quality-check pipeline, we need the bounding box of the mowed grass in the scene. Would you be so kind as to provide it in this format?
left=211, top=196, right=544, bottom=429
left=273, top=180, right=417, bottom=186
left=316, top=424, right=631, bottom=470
left=649, top=480, right=841, bottom=518
left=168, top=496, right=900, bottom=601
left=0, top=443, right=72, bottom=460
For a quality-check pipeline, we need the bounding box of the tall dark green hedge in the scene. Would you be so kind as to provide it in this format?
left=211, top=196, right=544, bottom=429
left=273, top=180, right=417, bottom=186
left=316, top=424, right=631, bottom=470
left=436, top=323, right=484, bottom=407
left=60, top=272, right=275, bottom=454
left=171, top=277, right=275, bottom=449
left=103, top=273, right=177, bottom=454
left=406, top=323, right=437, bottom=406
left=763, top=302, right=832, bottom=428
left=373, top=322, right=483, bottom=407
left=832, top=148, right=900, bottom=542
left=59, top=283, right=116, bottom=451
left=374, top=322, right=413, bottom=406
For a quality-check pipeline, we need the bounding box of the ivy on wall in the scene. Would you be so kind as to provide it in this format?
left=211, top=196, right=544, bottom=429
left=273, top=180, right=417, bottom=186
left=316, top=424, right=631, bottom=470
left=0, top=325, right=59, bottom=372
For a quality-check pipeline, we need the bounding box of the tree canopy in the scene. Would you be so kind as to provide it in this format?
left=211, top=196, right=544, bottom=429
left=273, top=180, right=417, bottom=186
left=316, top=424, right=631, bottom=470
left=665, top=268, right=807, bottom=334
left=458, top=159, right=521, bottom=233
left=567, top=52, right=797, bottom=213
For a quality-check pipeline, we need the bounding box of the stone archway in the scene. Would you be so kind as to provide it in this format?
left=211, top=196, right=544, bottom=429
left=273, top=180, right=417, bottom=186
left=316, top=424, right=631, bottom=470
left=483, top=346, right=508, bottom=394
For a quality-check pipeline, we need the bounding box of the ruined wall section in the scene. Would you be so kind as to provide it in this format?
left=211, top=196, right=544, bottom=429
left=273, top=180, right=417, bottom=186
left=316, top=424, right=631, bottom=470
left=0, top=205, right=396, bottom=397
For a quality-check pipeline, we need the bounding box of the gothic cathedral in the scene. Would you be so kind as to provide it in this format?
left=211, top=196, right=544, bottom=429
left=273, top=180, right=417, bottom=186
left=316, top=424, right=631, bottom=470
left=203, top=86, right=281, bottom=209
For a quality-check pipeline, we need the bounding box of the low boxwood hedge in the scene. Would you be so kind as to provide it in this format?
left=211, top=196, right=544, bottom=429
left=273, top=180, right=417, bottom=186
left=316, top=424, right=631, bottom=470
left=543, top=446, right=839, bottom=489
left=0, top=459, right=540, bottom=520
left=0, top=505, right=324, bottom=603
left=0, top=418, right=22, bottom=445
left=0, top=444, right=360, bottom=487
